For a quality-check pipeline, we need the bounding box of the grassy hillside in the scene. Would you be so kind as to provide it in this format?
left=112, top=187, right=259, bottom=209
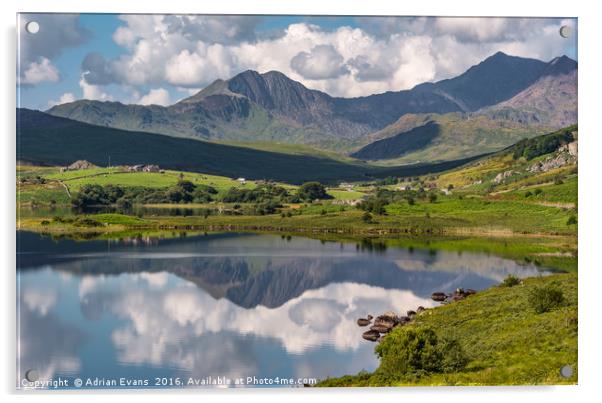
left=356, top=112, right=550, bottom=165
left=317, top=272, right=577, bottom=386
left=17, top=109, right=481, bottom=184
left=17, top=164, right=372, bottom=204
left=434, top=125, right=578, bottom=195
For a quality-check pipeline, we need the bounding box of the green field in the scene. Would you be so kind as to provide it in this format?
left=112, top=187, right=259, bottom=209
left=317, top=272, right=577, bottom=386
left=17, top=164, right=369, bottom=203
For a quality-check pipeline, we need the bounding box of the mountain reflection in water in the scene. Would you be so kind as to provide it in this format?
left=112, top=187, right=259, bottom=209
left=17, top=231, right=548, bottom=388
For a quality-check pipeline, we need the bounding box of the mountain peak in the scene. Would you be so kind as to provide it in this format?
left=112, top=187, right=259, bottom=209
left=544, top=55, right=577, bottom=76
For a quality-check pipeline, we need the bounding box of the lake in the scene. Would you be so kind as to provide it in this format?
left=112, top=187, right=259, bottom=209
left=17, top=231, right=548, bottom=389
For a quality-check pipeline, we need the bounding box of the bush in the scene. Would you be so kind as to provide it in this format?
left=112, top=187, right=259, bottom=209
left=528, top=283, right=566, bottom=314
left=73, top=217, right=103, bottom=227
left=524, top=191, right=533, bottom=198
left=375, top=327, right=467, bottom=380
left=567, top=215, right=577, bottom=225
left=502, top=274, right=521, bottom=287
left=358, top=197, right=388, bottom=214
left=361, top=212, right=373, bottom=223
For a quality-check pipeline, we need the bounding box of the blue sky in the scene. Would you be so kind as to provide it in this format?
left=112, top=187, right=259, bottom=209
left=17, top=14, right=577, bottom=110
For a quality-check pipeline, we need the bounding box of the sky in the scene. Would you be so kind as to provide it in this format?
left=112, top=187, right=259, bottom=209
left=17, top=14, right=577, bottom=110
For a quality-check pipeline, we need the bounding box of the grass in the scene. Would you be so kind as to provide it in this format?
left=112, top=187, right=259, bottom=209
left=493, top=175, right=577, bottom=204
left=384, top=196, right=576, bottom=235
left=317, top=272, right=577, bottom=386
left=46, top=169, right=257, bottom=193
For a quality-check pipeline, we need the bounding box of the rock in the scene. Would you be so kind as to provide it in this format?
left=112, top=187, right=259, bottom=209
left=416, top=306, right=426, bottom=313
left=362, top=330, right=380, bottom=342
left=407, top=310, right=417, bottom=317
left=449, top=294, right=465, bottom=302
left=367, top=314, right=373, bottom=320
left=493, top=170, right=514, bottom=184
left=370, top=324, right=391, bottom=334
left=465, top=289, right=477, bottom=296
left=381, top=311, right=397, bottom=319
left=66, top=159, right=96, bottom=171
left=398, top=316, right=411, bottom=323
left=374, top=316, right=399, bottom=329
left=568, top=141, right=578, bottom=158
left=357, top=318, right=371, bottom=327
left=431, top=292, right=447, bottom=302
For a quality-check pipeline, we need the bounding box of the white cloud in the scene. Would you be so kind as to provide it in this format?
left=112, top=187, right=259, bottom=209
left=138, top=88, right=171, bottom=106
left=47, top=92, right=76, bottom=107
left=20, top=57, right=60, bottom=85
left=78, top=16, right=577, bottom=99
left=79, top=73, right=112, bottom=101
left=18, top=14, right=90, bottom=87
left=290, top=44, right=348, bottom=80
left=22, top=287, right=57, bottom=316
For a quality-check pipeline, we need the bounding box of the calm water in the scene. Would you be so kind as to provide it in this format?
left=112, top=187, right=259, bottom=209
left=17, top=231, right=548, bottom=389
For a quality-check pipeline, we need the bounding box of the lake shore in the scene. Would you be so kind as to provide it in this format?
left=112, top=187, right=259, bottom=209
left=17, top=211, right=577, bottom=273
left=316, top=272, right=577, bottom=386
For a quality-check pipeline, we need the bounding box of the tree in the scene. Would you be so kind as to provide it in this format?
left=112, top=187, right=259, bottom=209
left=71, top=184, right=110, bottom=207
left=297, top=182, right=331, bottom=201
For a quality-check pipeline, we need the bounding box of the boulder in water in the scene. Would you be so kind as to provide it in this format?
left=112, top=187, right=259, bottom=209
left=357, top=318, right=371, bottom=327
left=431, top=292, right=447, bottom=302
left=362, top=330, right=380, bottom=342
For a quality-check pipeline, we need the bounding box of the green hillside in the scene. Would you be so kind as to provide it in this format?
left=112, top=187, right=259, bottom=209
left=354, top=112, right=551, bottom=165
left=318, top=273, right=577, bottom=386
left=17, top=109, right=482, bottom=184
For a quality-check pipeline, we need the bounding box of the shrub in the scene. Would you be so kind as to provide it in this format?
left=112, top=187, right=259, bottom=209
left=534, top=188, right=543, bottom=196
left=567, top=215, right=577, bottom=225
left=524, top=191, right=533, bottom=198
left=375, top=327, right=467, bottom=380
left=502, top=274, right=521, bottom=287
left=528, top=283, right=566, bottom=314
left=73, top=217, right=103, bottom=227
left=428, top=193, right=438, bottom=203
left=361, top=212, right=373, bottom=223
left=358, top=197, right=388, bottom=214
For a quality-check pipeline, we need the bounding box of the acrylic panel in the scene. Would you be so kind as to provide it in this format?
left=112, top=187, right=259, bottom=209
left=16, top=14, right=578, bottom=390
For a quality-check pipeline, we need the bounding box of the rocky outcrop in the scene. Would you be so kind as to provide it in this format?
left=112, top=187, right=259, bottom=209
left=431, top=288, right=477, bottom=304
left=358, top=305, right=431, bottom=342
left=528, top=140, right=577, bottom=173
left=493, top=170, right=514, bottom=184
left=64, top=160, right=96, bottom=171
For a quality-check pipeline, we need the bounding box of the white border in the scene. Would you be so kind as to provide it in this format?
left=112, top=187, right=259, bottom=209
left=2, top=1, right=600, bottom=402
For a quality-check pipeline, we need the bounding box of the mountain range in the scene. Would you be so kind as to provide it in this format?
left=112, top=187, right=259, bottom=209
left=45, top=52, right=577, bottom=163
